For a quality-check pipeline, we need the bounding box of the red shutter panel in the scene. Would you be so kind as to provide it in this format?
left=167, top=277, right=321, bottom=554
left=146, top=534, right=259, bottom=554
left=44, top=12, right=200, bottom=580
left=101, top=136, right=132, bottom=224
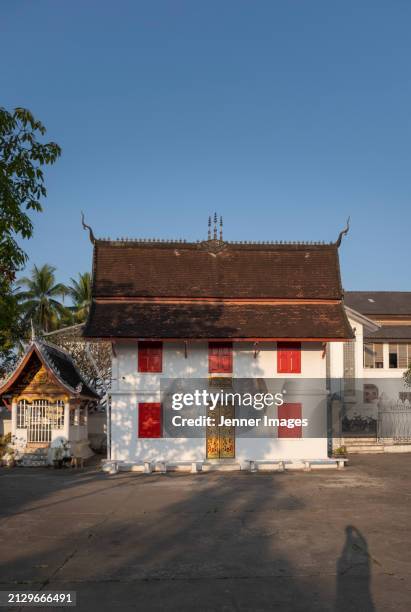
left=290, top=345, right=301, bottom=373
left=138, top=343, right=148, bottom=372
left=278, top=403, right=302, bottom=438
left=138, top=342, right=163, bottom=372
left=138, top=403, right=162, bottom=438
left=138, top=349, right=148, bottom=372
left=209, top=342, right=233, bottom=373
left=277, top=347, right=288, bottom=373
left=221, top=343, right=233, bottom=373
left=277, top=342, right=301, bottom=374
left=150, top=346, right=162, bottom=372
left=209, top=348, right=219, bottom=373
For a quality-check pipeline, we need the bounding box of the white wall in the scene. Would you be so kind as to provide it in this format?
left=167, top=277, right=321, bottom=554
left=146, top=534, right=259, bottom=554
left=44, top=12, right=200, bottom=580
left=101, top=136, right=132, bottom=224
left=110, top=341, right=329, bottom=463
left=0, top=417, right=11, bottom=437
left=112, top=341, right=326, bottom=392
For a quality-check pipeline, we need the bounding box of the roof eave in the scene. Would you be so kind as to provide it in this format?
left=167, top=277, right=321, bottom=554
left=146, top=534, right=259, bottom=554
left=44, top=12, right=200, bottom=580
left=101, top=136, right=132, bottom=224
left=344, top=306, right=381, bottom=333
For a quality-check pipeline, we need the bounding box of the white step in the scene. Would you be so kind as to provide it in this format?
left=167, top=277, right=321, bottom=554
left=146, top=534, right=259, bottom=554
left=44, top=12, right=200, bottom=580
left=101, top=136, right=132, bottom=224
left=19, top=447, right=49, bottom=467
left=21, top=458, right=48, bottom=466
left=346, top=446, right=384, bottom=453
left=342, top=438, right=379, bottom=444
left=202, top=462, right=242, bottom=472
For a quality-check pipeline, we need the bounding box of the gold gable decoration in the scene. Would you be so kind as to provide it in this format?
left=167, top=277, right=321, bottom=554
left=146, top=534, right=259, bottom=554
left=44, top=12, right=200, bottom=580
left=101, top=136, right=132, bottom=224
left=13, top=363, right=67, bottom=402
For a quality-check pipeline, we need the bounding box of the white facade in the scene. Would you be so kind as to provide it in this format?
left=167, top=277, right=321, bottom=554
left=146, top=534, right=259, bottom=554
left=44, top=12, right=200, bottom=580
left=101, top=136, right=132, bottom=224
left=330, top=311, right=410, bottom=386
left=345, top=314, right=409, bottom=381
left=110, top=341, right=330, bottom=465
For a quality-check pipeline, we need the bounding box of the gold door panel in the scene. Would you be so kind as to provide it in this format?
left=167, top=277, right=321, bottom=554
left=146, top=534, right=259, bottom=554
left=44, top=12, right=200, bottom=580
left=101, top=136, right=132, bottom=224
left=206, top=403, right=235, bottom=459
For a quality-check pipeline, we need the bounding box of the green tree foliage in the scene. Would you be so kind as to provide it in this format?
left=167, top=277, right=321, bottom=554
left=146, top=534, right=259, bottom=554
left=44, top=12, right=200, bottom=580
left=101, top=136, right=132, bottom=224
left=17, top=264, right=68, bottom=333
left=0, top=287, right=24, bottom=375
left=0, top=107, right=61, bottom=284
left=68, top=272, right=92, bottom=323
left=0, top=107, right=61, bottom=373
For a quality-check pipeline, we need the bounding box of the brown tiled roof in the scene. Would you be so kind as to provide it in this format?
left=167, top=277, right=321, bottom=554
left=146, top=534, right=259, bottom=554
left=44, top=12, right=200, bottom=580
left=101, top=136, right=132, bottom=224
left=84, top=301, right=353, bottom=340
left=92, top=240, right=343, bottom=299
left=365, top=325, right=411, bottom=341
left=344, top=292, right=411, bottom=316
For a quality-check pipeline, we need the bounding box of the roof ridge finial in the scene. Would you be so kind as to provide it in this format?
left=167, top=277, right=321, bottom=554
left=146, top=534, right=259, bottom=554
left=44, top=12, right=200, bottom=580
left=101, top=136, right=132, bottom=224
left=213, top=212, right=217, bottom=240
left=335, top=216, right=350, bottom=247
left=220, top=215, right=223, bottom=241
left=81, top=211, right=96, bottom=244
left=208, top=215, right=211, bottom=240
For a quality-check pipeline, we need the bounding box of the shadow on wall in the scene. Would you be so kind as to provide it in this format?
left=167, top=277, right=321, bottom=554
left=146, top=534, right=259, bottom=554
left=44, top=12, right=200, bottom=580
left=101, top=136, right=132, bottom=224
left=112, top=352, right=330, bottom=462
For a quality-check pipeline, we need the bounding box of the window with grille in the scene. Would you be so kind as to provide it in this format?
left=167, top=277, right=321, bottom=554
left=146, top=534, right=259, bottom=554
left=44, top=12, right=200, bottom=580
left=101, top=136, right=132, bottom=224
left=364, top=343, right=384, bottom=368
left=17, top=400, right=65, bottom=430
left=389, top=344, right=411, bottom=369
left=51, top=400, right=65, bottom=429
left=16, top=399, right=66, bottom=443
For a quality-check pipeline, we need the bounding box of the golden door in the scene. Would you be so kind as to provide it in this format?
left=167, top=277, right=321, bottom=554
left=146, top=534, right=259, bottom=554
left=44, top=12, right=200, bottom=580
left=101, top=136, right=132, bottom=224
left=206, top=403, right=235, bottom=459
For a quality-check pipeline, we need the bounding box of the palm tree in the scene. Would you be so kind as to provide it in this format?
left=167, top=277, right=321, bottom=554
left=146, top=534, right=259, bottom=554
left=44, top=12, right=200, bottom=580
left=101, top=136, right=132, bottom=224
left=17, top=264, right=69, bottom=333
left=68, top=272, right=92, bottom=323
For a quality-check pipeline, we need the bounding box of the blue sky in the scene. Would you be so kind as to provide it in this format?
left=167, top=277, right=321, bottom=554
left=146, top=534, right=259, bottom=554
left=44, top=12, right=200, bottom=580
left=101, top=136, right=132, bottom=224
left=2, top=1, right=411, bottom=290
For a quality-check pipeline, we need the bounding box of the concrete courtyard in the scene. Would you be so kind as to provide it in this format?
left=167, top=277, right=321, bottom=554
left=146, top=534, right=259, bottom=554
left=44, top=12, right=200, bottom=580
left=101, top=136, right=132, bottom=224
left=0, top=455, right=410, bottom=611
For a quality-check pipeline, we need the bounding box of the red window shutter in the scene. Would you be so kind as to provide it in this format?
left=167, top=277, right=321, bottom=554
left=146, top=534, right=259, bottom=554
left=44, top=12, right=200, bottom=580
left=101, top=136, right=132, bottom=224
left=209, top=347, right=219, bottom=373
left=278, top=403, right=302, bottom=438
left=209, top=342, right=233, bottom=373
left=277, top=342, right=301, bottom=374
left=220, top=343, right=233, bottom=373
left=138, top=403, right=162, bottom=438
left=277, top=347, right=289, bottom=373
left=138, top=342, right=163, bottom=372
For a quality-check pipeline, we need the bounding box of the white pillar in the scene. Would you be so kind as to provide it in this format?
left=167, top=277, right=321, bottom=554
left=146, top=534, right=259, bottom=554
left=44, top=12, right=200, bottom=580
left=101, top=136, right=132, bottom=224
left=107, top=393, right=111, bottom=461
left=11, top=400, right=17, bottom=438
left=328, top=342, right=344, bottom=379
left=383, top=343, right=389, bottom=370
left=64, top=401, right=70, bottom=441
left=328, top=341, right=344, bottom=403
left=327, top=343, right=344, bottom=450
left=84, top=405, right=88, bottom=440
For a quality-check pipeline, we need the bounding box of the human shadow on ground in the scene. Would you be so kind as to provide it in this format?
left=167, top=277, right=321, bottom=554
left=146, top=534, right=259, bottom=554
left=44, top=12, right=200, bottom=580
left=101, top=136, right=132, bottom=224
left=336, top=525, right=375, bottom=611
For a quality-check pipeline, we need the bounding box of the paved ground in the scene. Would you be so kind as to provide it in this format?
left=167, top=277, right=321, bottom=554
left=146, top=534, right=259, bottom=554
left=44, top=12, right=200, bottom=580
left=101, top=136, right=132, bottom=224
left=0, top=455, right=410, bottom=611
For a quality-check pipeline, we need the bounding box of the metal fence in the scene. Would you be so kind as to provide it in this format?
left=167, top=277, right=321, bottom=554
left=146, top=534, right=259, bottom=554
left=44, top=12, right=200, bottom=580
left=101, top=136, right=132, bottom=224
left=377, top=400, right=411, bottom=441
